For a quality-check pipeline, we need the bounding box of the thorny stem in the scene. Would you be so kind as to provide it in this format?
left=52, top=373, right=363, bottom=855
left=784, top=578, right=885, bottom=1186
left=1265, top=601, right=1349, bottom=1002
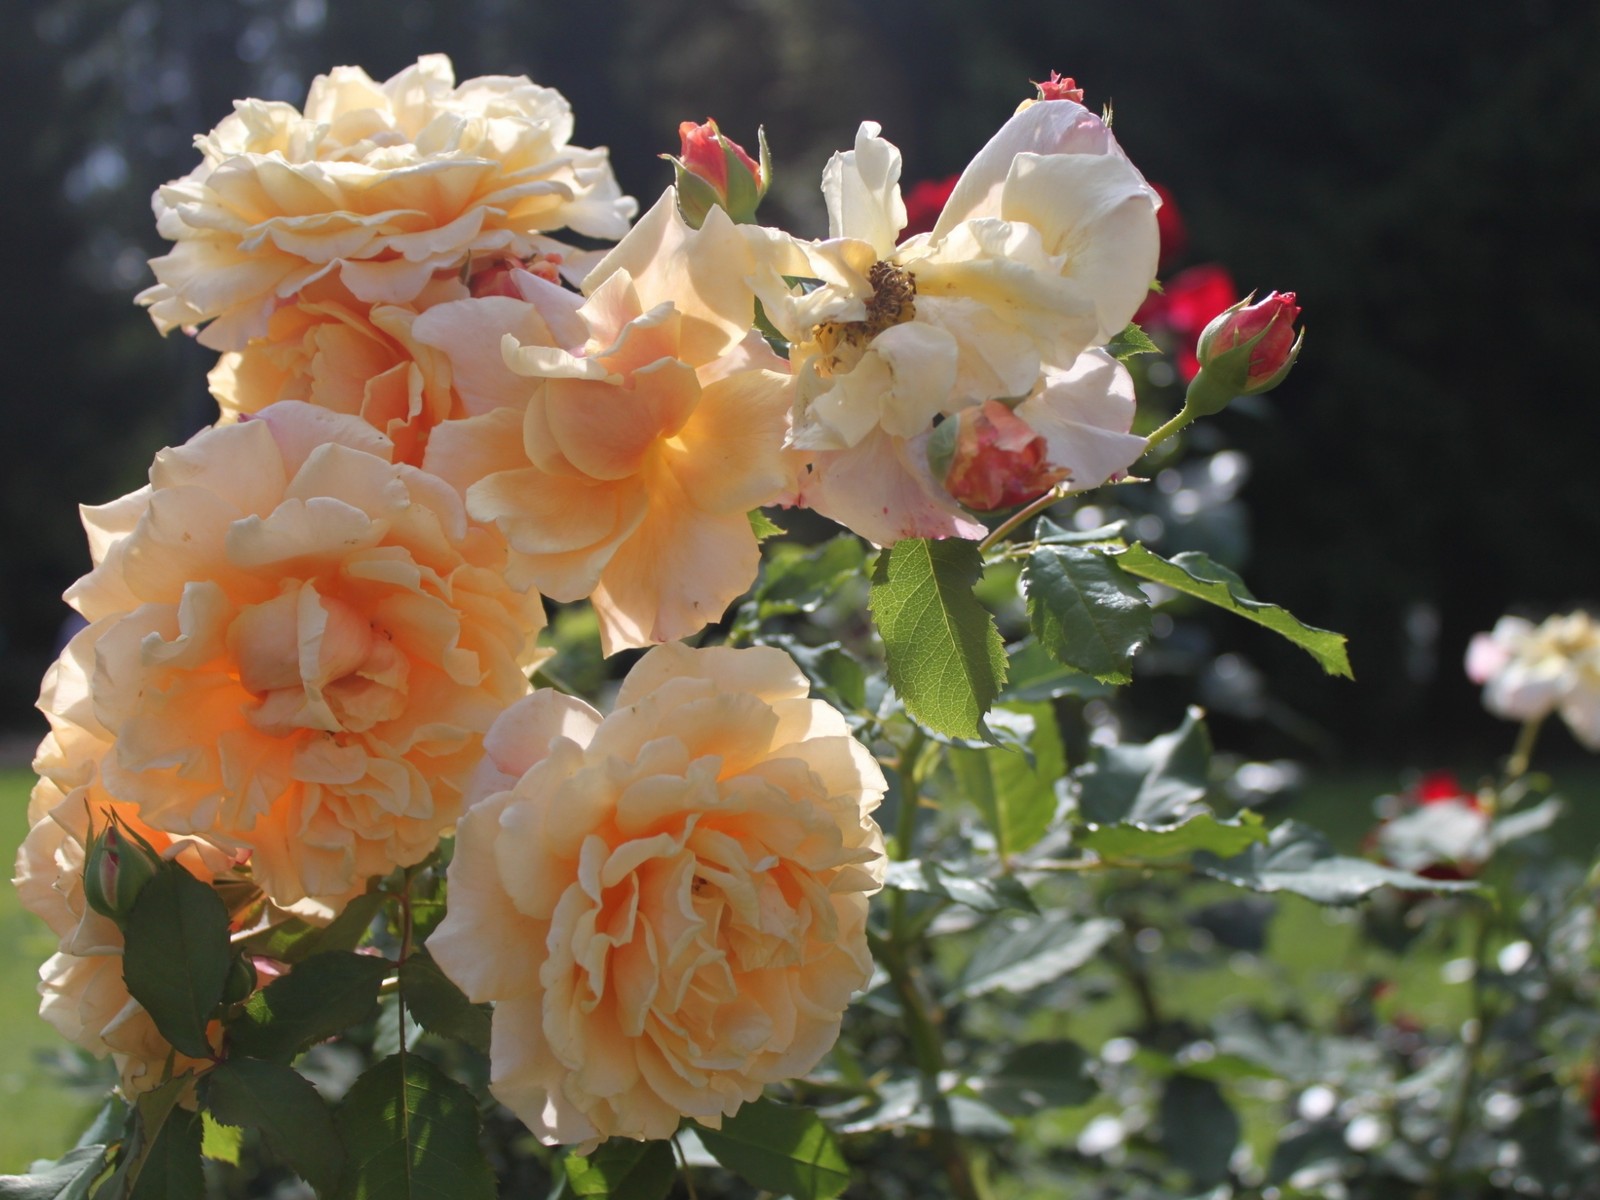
left=1141, top=403, right=1199, bottom=454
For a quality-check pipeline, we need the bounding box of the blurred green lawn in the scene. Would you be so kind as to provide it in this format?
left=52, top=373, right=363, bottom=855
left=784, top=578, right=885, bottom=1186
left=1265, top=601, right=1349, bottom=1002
left=0, top=768, right=106, bottom=1173
left=1, top=762, right=1596, bottom=1173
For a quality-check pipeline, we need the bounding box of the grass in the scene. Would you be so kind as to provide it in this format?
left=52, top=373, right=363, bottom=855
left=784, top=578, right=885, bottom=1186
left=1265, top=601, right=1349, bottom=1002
left=0, top=768, right=108, bottom=1173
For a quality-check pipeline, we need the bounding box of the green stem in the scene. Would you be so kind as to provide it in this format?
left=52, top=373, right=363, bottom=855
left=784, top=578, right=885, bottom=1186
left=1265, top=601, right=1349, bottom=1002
left=1140, top=403, right=1198, bottom=455
left=672, top=1134, right=701, bottom=1200
left=976, top=484, right=1068, bottom=554
left=870, top=729, right=982, bottom=1200
left=1505, top=715, right=1545, bottom=785
left=1431, top=903, right=1494, bottom=1194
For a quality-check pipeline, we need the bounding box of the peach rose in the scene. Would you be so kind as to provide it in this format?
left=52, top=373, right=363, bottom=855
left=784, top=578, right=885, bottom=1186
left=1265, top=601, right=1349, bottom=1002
left=139, top=54, right=636, bottom=350
left=49, top=402, right=545, bottom=913
left=425, top=193, right=796, bottom=654
left=429, top=643, right=886, bottom=1145
left=208, top=268, right=586, bottom=467
left=17, top=731, right=233, bottom=1096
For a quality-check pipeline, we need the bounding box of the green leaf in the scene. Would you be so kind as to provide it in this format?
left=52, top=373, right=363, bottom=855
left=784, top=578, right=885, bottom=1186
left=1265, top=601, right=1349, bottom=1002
left=1106, top=322, right=1161, bottom=361
left=0, top=1146, right=108, bottom=1200
left=755, top=535, right=868, bottom=619
left=202, top=1058, right=344, bottom=1195
left=977, top=1041, right=1098, bottom=1115
left=399, top=951, right=491, bottom=1054
left=333, top=1054, right=495, bottom=1200
left=1111, top=543, right=1352, bottom=678
left=200, top=1113, right=243, bottom=1165
left=947, top=702, right=1065, bottom=856
left=695, top=1098, right=850, bottom=1200
left=1000, top=638, right=1113, bottom=703
left=869, top=538, right=1006, bottom=740
left=766, top=636, right=867, bottom=712
left=1158, top=1075, right=1239, bottom=1187
left=1194, top=820, right=1480, bottom=904
left=227, top=950, right=391, bottom=1062
left=834, top=1080, right=1012, bottom=1138
left=563, top=1140, right=676, bottom=1200
left=747, top=510, right=785, bottom=542
left=1079, top=810, right=1267, bottom=862
left=237, top=887, right=385, bottom=964
left=128, top=1107, right=203, bottom=1200
left=1031, top=516, right=1129, bottom=546
left=121, top=867, right=232, bottom=1059
left=950, top=914, right=1120, bottom=1000
left=1023, top=546, right=1152, bottom=684
left=882, top=860, right=1037, bottom=915
left=1075, top=707, right=1212, bottom=826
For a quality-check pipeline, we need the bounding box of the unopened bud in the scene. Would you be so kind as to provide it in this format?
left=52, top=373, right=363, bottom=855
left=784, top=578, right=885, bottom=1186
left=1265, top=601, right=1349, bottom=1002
left=82, top=810, right=165, bottom=926
left=943, top=400, right=1069, bottom=512
left=1185, top=290, right=1304, bottom=416
left=667, top=119, right=769, bottom=227
left=222, top=953, right=259, bottom=1005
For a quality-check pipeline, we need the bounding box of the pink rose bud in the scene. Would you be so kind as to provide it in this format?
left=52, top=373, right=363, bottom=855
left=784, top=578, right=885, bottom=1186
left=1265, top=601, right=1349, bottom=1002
left=1033, top=71, right=1085, bottom=104
left=668, top=118, right=769, bottom=228
left=944, top=400, right=1069, bottom=512
left=1185, top=290, right=1304, bottom=415
left=82, top=810, right=165, bottom=926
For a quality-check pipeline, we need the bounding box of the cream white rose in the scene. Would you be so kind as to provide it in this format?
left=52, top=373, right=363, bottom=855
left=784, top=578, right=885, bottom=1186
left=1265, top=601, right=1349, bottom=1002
left=139, top=54, right=636, bottom=350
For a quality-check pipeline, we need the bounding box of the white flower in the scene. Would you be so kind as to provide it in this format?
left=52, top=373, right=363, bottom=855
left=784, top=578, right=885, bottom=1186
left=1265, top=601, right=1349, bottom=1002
left=1466, top=612, right=1600, bottom=749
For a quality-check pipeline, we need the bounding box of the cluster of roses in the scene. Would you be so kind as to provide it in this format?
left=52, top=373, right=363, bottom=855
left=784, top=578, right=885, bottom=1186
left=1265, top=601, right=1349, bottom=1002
left=12, top=55, right=1217, bottom=1143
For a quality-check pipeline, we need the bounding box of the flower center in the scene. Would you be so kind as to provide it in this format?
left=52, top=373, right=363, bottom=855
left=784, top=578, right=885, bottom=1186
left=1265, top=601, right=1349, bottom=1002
left=810, top=260, right=916, bottom=377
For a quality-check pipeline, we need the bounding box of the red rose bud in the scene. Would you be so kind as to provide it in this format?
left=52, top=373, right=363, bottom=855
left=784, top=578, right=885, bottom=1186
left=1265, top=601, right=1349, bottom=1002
left=1033, top=71, right=1085, bottom=104
left=82, top=809, right=165, bottom=926
left=668, top=118, right=769, bottom=228
left=944, top=400, right=1069, bottom=512
left=1185, top=290, right=1304, bottom=415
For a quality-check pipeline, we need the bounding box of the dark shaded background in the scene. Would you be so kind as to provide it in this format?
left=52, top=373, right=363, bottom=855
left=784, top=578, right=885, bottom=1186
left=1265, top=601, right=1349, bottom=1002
left=3, top=0, right=1596, bottom=765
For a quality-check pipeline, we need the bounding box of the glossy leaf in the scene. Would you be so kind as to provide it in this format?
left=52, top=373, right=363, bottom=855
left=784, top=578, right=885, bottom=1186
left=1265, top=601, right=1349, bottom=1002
left=947, top=702, right=1065, bottom=856
left=1079, top=810, right=1267, bottom=861
left=121, top=867, right=232, bottom=1059
left=333, top=1055, right=494, bottom=1200
left=695, top=1098, right=850, bottom=1200
left=400, top=951, right=491, bottom=1054
left=1076, top=707, right=1212, bottom=827
left=977, top=1041, right=1098, bottom=1114
left=227, top=950, right=390, bottom=1062
left=0, top=1146, right=108, bottom=1200
left=1023, top=545, right=1152, bottom=683
left=950, top=914, right=1120, bottom=1000
left=870, top=538, right=1006, bottom=740
left=128, top=1108, right=203, bottom=1200
left=237, top=888, right=385, bottom=964
left=1112, top=543, right=1352, bottom=677
left=202, top=1058, right=344, bottom=1195
left=1195, top=820, right=1480, bottom=904
left=882, top=859, right=1038, bottom=915
left=563, top=1139, right=676, bottom=1200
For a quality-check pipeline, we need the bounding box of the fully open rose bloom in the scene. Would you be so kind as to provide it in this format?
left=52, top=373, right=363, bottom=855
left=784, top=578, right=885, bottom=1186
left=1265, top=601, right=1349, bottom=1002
left=429, top=643, right=886, bottom=1145
left=139, top=54, right=635, bottom=350
left=1467, top=612, right=1600, bottom=749
left=746, top=97, right=1155, bottom=542
left=15, top=729, right=236, bottom=1096
left=425, top=191, right=794, bottom=654
left=47, top=402, right=545, bottom=914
